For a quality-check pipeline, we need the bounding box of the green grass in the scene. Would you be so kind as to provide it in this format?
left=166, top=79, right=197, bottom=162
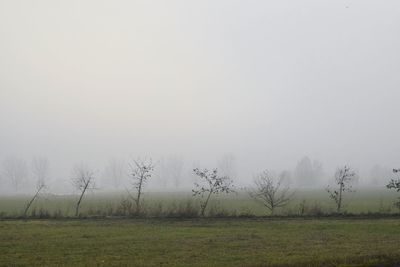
left=0, top=218, right=400, bottom=266
left=0, top=188, right=398, bottom=217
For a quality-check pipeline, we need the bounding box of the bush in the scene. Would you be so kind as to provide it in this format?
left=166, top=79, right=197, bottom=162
left=307, top=203, right=325, bottom=216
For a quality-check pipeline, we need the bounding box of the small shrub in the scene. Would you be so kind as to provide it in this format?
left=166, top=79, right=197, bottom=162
left=298, top=199, right=307, bottom=216
left=163, top=200, right=199, bottom=218
left=53, top=209, right=63, bottom=218
left=116, top=198, right=135, bottom=216
left=38, top=208, right=50, bottom=218
left=31, top=207, right=37, bottom=217
left=238, top=207, right=255, bottom=218
left=307, top=203, right=325, bottom=216
left=208, top=205, right=231, bottom=217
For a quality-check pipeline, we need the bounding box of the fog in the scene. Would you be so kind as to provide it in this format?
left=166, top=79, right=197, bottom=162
left=1, top=0, right=400, bottom=194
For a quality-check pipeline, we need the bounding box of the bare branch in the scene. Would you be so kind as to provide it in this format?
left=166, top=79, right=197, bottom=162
left=71, top=163, right=96, bottom=217
left=24, top=157, right=49, bottom=217
left=192, top=168, right=235, bottom=216
left=127, top=157, right=154, bottom=215
left=248, top=170, right=294, bottom=215
left=386, top=169, right=400, bottom=211
left=104, top=158, right=125, bottom=189
left=2, top=157, right=27, bottom=191
left=326, top=165, right=357, bottom=213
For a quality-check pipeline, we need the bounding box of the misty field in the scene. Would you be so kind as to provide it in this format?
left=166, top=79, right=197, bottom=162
left=0, top=188, right=398, bottom=218
left=1, top=218, right=400, bottom=266
left=2, top=188, right=400, bottom=266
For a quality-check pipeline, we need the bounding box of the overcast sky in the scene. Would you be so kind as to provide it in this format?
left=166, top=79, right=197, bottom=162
left=1, top=0, right=400, bottom=190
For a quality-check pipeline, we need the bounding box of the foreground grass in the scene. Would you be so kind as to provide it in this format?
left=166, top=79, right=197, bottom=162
left=0, top=218, right=400, bottom=266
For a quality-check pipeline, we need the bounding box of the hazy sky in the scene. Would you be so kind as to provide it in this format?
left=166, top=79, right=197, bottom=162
left=1, top=0, right=400, bottom=188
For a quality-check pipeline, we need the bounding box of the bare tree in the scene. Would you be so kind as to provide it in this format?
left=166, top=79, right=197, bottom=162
left=23, top=157, right=49, bottom=217
left=192, top=168, right=234, bottom=216
left=217, top=154, right=237, bottom=181
left=104, top=158, right=125, bottom=189
left=2, top=157, right=27, bottom=191
left=127, top=158, right=154, bottom=214
left=294, top=156, right=324, bottom=187
left=248, top=170, right=294, bottom=215
left=386, top=168, right=400, bottom=211
left=326, top=165, right=357, bottom=213
left=279, top=170, right=292, bottom=185
left=370, top=165, right=392, bottom=186
left=71, top=163, right=96, bottom=217
left=168, top=156, right=184, bottom=188
left=158, top=156, right=183, bottom=189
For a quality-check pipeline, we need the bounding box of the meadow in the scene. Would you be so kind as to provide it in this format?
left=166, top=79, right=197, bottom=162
left=0, top=188, right=398, bottom=218
left=1, top=188, right=400, bottom=266
left=1, top=218, right=400, bottom=266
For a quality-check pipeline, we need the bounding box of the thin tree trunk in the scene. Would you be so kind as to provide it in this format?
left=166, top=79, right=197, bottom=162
left=136, top=177, right=143, bottom=214
left=23, top=186, right=43, bottom=217
left=201, top=190, right=213, bottom=217
left=337, top=182, right=343, bottom=213
left=75, top=184, right=89, bottom=217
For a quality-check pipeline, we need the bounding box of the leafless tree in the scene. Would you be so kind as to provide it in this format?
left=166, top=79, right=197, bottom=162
left=248, top=170, right=294, bottom=215
left=104, top=158, right=125, bottom=189
left=23, top=157, right=49, bottom=217
left=326, top=165, right=357, bottom=213
left=217, top=154, right=237, bottom=181
left=127, top=158, right=154, bottom=214
left=167, top=156, right=184, bottom=188
left=192, top=168, right=234, bottom=216
left=158, top=156, right=183, bottom=189
left=2, top=157, right=27, bottom=191
left=369, top=165, right=392, bottom=186
left=386, top=168, right=400, bottom=211
left=279, top=170, right=293, bottom=185
left=294, top=156, right=324, bottom=187
left=71, top=163, right=96, bottom=217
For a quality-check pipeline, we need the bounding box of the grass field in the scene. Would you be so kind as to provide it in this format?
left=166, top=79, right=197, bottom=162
left=1, top=186, right=400, bottom=266
left=0, top=218, right=400, bottom=266
left=0, top=188, right=398, bottom=218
